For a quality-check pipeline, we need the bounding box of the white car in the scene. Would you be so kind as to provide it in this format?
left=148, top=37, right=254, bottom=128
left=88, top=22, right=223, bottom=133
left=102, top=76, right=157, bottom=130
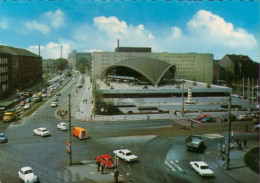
left=41, top=93, right=47, bottom=98
left=113, top=149, right=138, bottom=162
left=33, top=127, right=50, bottom=137
left=190, top=161, right=214, bottom=177
left=51, top=101, right=58, bottom=107
left=18, top=166, right=38, bottom=183
left=23, top=103, right=32, bottom=109
left=57, top=122, right=67, bottom=131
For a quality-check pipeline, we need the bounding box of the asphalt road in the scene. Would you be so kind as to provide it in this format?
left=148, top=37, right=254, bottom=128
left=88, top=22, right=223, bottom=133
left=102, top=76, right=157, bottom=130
left=0, top=74, right=258, bottom=183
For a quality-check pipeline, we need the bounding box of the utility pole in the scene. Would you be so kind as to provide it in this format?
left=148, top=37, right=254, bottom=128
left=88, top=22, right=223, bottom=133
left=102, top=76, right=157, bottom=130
left=247, top=78, right=250, bottom=109
left=181, top=80, right=184, bottom=115
left=225, top=97, right=232, bottom=170
left=242, top=77, right=244, bottom=99
left=251, top=78, right=254, bottom=103
left=61, top=44, right=63, bottom=59
left=67, top=94, right=72, bottom=165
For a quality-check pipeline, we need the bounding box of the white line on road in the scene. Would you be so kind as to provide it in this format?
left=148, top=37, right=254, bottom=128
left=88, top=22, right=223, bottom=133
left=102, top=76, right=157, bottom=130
left=165, top=161, right=176, bottom=172
left=170, top=160, right=183, bottom=171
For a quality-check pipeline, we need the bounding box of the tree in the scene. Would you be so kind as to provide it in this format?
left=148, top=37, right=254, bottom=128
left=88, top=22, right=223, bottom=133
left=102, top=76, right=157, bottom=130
left=54, top=58, right=68, bottom=71
left=76, top=57, right=89, bottom=74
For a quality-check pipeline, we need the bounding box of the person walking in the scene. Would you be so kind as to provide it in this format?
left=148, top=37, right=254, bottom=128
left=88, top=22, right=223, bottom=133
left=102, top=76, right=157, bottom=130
left=97, top=161, right=100, bottom=172
left=114, top=170, right=119, bottom=183
left=244, top=139, right=247, bottom=148
left=101, top=163, right=105, bottom=174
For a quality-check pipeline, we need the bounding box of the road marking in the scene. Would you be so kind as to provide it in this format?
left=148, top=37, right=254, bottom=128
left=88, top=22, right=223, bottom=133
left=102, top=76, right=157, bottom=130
left=165, top=161, right=176, bottom=172
left=204, top=133, right=224, bottom=139
left=169, top=160, right=183, bottom=171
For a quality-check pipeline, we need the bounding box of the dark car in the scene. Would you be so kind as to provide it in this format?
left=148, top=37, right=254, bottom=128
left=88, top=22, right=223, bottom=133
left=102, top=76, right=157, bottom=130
left=202, top=116, right=216, bottom=123
left=221, top=114, right=237, bottom=122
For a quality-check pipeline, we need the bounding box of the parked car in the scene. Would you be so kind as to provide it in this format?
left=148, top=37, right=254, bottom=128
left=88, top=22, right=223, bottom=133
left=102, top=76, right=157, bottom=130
left=25, top=97, right=31, bottom=103
left=33, top=127, right=50, bottom=137
left=113, top=149, right=138, bottom=162
left=53, top=97, right=59, bottom=101
left=57, top=122, right=67, bottom=131
left=56, top=92, right=61, bottom=96
left=19, top=100, right=26, bottom=106
left=0, top=132, right=8, bottom=143
left=95, top=154, right=115, bottom=168
left=237, top=114, right=250, bottom=121
left=51, top=102, right=58, bottom=107
left=202, top=116, right=216, bottom=123
left=41, top=93, right=47, bottom=98
left=23, top=103, right=32, bottom=109
left=221, top=114, right=237, bottom=122
left=18, top=166, right=38, bottom=183
left=197, top=114, right=211, bottom=120
left=190, top=161, right=214, bottom=177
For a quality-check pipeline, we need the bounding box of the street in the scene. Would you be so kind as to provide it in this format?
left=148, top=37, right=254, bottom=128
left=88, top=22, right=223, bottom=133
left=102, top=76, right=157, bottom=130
left=0, top=74, right=258, bottom=183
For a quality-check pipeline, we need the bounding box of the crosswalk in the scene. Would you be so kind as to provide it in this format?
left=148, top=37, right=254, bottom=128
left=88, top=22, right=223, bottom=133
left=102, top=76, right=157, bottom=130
left=165, top=160, right=184, bottom=173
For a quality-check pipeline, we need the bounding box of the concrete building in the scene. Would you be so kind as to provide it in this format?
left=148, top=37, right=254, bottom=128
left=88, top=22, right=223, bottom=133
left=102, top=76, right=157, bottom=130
left=218, top=54, right=259, bottom=82
left=42, top=59, right=56, bottom=74
left=0, top=45, right=42, bottom=98
left=68, top=50, right=92, bottom=68
left=92, top=42, right=213, bottom=84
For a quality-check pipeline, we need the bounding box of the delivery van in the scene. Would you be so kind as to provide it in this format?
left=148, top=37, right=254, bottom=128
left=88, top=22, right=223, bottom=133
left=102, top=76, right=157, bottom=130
left=73, top=126, right=88, bottom=139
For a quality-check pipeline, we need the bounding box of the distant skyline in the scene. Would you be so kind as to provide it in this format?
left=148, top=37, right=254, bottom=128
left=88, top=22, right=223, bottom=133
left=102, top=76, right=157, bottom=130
left=0, top=1, right=259, bottom=61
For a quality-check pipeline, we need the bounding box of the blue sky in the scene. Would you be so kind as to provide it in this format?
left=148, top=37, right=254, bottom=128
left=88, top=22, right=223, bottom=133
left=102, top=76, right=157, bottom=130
left=0, top=1, right=259, bottom=61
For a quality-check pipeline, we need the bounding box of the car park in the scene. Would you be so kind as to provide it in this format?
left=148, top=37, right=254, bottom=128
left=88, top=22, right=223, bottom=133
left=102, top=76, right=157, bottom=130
left=18, top=166, right=38, bottom=183
left=0, top=132, right=8, bottom=143
left=202, top=116, right=216, bottom=123
left=190, top=161, right=214, bottom=177
left=113, top=149, right=138, bottom=162
left=33, top=127, right=50, bottom=137
left=23, top=103, right=32, bottom=109
left=57, top=122, right=67, bottom=131
left=51, top=101, right=58, bottom=107
left=95, top=154, right=115, bottom=168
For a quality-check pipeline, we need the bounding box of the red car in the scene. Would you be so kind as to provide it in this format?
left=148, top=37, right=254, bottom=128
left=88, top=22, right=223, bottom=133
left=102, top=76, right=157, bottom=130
left=95, top=154, right=115, bottom=168
left=197, top=114, right=211, bottom=120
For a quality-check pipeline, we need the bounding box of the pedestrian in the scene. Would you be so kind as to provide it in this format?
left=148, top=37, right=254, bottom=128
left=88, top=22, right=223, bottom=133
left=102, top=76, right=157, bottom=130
left=238, top=140, right=242, bottom=150
left=114, top=170, right=119, bottom=183
left=101, top=163, right=105, bottom=174
left=97, top=161, right=100, bottom=172
left=244, top=139, right=247, bottom=148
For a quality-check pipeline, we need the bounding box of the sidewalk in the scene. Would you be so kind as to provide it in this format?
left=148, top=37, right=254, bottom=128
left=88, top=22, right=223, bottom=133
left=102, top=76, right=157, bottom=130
left=67, top=160, right=127, bottom=183
left=216, top=140, right=259, bottom=183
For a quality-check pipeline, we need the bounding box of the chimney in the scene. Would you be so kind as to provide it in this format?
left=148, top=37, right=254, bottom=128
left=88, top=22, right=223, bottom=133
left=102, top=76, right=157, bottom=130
left=117, top=39, right=119, bottom=48
left=39, top=45, right=41, bottom=56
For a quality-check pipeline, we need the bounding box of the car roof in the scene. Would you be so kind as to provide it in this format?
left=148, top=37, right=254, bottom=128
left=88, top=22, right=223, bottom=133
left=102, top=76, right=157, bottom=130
left=38, top=127, right=47, bottom=130
left=119, top=149, right=131, bottom=153
left=193, top=161, right=208, bottom=166
left=100, top=154, right=112, bottom=159
left=21, top=166, right=33, bottom=172
left=59, top=122, right=66, bottom=124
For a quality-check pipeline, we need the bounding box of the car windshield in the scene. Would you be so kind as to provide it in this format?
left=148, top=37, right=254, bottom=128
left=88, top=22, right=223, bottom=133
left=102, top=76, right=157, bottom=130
left=0, top=134, right=4, bottom=137
left=126, top=152, right=133, bottom=156
left=107, top=158, right=113, bottom=161
left=201, top=165, right=209, bottom=169
left=24, top=170, right=33, bottom=174
left=42, top=129, right=47, bottom=132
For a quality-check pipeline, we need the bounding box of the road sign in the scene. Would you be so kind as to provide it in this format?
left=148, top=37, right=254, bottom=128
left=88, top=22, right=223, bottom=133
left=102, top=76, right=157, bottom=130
left=66, top=142, right=71, bottom=153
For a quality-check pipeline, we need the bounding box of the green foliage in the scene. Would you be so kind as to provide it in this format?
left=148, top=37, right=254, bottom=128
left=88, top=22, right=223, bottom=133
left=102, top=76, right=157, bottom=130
left=54, top=58, right=68, bottom=71
left=66, top=71, right=72, bottom=77
left=76, top=57, right=91, bottom=74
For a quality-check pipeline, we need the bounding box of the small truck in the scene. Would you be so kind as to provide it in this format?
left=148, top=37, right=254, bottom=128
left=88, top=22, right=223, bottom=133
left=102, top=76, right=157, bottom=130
left=185, top=135, right=204, bottom=152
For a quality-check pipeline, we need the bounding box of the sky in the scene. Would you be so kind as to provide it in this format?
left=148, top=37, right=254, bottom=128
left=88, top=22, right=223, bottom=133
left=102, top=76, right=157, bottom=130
left=0, top=0, right=259, bottom=61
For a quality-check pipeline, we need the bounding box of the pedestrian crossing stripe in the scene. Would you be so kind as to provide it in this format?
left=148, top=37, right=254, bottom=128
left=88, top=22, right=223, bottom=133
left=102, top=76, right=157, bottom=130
left=165, top=160, right=184, bottom=172
left=204, top=133, right=224, bottom=139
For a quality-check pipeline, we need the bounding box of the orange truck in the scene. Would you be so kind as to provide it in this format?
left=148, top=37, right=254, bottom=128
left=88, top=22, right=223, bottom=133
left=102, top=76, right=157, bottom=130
left=73, top=126, right=88, bottom=139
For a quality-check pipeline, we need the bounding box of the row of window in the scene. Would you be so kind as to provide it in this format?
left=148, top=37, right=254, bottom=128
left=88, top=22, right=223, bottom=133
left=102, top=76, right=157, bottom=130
left=0, top=57, right=8, bottom=64
left=1, top=83, right=8, bottom=93
left=0, top=75, right=8, bottom=82
left=0, top=67, right=8, bottom=73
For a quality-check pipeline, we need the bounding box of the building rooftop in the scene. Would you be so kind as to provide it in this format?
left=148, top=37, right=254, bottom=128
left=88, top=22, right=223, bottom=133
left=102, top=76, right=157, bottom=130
left=0, top=45, right=40, bottom=57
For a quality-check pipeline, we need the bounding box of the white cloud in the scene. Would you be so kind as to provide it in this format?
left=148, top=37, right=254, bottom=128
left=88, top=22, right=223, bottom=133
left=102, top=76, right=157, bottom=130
left=186, top=10, right=257, bottom=48
left=25, top=20, right=50, bottom=34
left=24, top=9, right=65, bottom=34
left=28, top=42, right=70, bottom=59
left=0, top=18, right=8, bottom=29
left=44, top=9, right=65, bottom=29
